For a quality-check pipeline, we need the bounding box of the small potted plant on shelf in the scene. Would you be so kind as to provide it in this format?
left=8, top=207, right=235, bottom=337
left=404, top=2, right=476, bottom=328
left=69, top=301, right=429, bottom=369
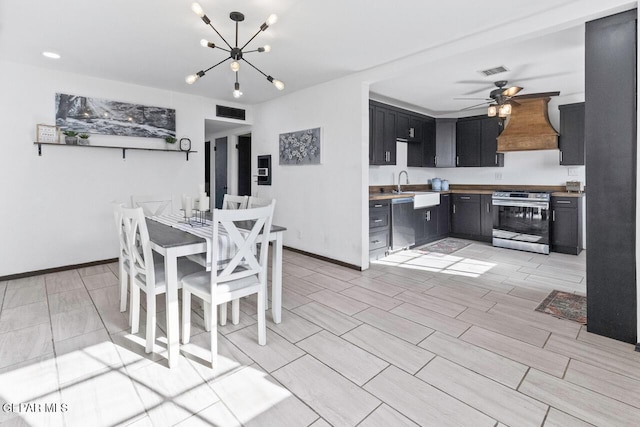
left=78, top=133, right=90, bottom=145
left=63, top=130, right=79, bottom=145
left=164, top=135, right=177, bottom=149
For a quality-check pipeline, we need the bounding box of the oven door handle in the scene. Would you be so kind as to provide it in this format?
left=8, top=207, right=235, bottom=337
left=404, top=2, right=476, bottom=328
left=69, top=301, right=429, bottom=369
left=492, top=200, right=550, bottom=209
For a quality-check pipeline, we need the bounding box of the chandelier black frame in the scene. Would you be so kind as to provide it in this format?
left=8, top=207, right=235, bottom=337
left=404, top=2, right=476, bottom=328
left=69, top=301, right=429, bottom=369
left=186, top=2, right=284, bottom=98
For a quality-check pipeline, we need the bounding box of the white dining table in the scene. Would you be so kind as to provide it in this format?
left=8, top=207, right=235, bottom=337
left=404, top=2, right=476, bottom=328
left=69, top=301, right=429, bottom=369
left=145, top=218, right=286, bottom=368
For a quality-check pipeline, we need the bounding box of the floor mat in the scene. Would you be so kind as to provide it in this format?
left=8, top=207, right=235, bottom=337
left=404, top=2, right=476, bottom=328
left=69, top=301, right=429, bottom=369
left=415, top=238, right=471, bottom=255
left=535, top=290, right=587, bottom=324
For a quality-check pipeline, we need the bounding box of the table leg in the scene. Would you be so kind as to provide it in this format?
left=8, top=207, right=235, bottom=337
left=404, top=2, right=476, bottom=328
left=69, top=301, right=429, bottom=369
left=272, top=232, right=283, bottom=324
left=165, top=248, right=180, bottom=368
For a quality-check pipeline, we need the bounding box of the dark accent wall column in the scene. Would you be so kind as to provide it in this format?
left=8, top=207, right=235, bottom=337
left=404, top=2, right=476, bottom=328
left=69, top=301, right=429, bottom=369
left=585, top=9, right=637, bottom=344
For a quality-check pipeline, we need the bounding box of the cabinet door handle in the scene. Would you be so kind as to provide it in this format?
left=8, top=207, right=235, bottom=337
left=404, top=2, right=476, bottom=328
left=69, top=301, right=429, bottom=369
left=453, top=205, right=456, bottom=214
left=556, top=200, right=571, bottom=204
left=460, top=196, right=471, bottom=200
left=552, top=210, right=556, bottom=221
left=434, top=156, right=437, bottom=166
left=486, top=203, right=490, bottom=213
left=456, top=156, right=459, bottom=166
left=426, top=211, right=431, bottom=221
left=373, top=204, right=383, bottom=208
left=371, top=240, right=381, bottom=244
left=373, top=219, right=383, bottom=223
left=495, top=154, right=498, bottom=165
left=559, top=151, right=563, bottom=163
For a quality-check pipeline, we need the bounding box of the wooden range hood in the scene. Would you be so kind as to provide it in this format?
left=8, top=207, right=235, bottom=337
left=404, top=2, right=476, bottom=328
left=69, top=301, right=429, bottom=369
left=497, top=97, right=558, bottom=152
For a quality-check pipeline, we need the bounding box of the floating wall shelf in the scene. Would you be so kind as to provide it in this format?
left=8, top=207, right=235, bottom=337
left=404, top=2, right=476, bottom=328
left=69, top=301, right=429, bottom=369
left=34, top=142, right=196, bottom=161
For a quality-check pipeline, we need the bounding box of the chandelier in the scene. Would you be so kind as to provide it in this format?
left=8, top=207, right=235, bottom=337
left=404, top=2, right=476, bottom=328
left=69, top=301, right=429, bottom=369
left=185, top=2, right=285, bottom=98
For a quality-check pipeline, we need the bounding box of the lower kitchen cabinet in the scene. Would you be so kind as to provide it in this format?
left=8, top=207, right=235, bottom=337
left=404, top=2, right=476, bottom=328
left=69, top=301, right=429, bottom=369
left=451, top=194, right=481, bottom=237
left=480, top=194, right=494, bottom=242
left=414, top=206, right=438, bottom=246
left=437, top=194, right=450, bottom=236
left=551, top=196, right=583, bottom=255
left=369, top=199, right=391, bottom=259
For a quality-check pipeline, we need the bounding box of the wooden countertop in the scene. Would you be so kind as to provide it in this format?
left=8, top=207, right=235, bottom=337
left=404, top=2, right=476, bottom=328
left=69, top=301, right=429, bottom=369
left=369, top=184, right=585, bottom=200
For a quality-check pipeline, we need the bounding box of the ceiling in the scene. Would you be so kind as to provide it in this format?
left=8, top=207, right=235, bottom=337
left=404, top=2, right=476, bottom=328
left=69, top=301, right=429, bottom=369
left=0, top=0, right=634, bottom=110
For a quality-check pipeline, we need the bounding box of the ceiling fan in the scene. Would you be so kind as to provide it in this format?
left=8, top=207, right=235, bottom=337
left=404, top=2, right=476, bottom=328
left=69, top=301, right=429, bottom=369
left=455, top=80, right=560, bottom=114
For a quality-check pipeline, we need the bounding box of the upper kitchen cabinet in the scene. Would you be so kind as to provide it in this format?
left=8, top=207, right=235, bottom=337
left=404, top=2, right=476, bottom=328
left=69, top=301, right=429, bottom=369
left=558, top=102, right=585, bottom=165
left=456, top=116, right=504, bottom=167
left=435, top=118, right=457, bottom=168
left=407, top=116, right=436, bottom=167
left=370, top=100, right=397, bottom=165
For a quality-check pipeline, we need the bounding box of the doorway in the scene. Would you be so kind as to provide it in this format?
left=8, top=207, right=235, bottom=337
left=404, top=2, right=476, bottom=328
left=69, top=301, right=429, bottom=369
left=214, top=137, right=227, bottom=209
left=237, top=134, right=252, bottom=196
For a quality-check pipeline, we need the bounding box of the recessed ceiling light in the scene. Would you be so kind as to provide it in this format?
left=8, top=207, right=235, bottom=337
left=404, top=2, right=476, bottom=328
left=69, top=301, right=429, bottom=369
left=42, top=51, right=61, bottom=59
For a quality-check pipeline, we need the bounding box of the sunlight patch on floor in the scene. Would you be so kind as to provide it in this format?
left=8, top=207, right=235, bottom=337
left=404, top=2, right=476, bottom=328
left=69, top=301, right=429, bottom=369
left=372, top=248, right=497, bottom=278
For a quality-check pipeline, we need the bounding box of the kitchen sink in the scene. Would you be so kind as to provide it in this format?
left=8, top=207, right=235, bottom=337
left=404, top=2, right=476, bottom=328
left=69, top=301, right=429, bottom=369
left=412, top=191, right=440, bottom=208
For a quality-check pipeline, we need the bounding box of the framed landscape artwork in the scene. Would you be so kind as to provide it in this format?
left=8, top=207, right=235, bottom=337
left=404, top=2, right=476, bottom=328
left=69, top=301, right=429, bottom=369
left=55, top=93, right=176, bottom=138
left=279, top=127, right=321, bottom=165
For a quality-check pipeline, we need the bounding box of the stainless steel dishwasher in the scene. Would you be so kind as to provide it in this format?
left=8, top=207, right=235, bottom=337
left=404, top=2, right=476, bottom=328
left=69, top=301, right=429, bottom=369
left=391, top=197, right=415, bottom=251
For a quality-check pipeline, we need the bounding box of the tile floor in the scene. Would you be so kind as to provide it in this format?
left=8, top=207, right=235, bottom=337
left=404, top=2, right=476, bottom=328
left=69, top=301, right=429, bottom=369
left=0, top=242, right=639, bottom=426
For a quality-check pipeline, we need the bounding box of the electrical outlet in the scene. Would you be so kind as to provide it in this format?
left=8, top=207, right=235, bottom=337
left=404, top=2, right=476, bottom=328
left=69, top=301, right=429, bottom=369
left=568, top=167, right=579, bottom=176
left=495, top=172, right=502, bottom=180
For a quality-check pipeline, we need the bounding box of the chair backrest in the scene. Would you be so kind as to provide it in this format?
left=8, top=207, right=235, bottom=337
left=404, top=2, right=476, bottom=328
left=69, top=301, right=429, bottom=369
left=247, top=196, right=273, bottom=209
left=113, top=203, right=130, bottom=260
left=212, top=201, right=275, bottom=286
left=222, top=194, right=249, bottom=210
left=120, top=207, right=156, bottom=286
left=131, top=194, right=173, bottom=216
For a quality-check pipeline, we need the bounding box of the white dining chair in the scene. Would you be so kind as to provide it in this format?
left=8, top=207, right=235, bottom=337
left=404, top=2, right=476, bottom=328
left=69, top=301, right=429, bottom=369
left=247, top=196, right=273, bottom=208
left=222, top=194, right=249, bottom=210
left=131, top=194, right=174, bottom=216
left=113, top=203, right=132, bottom=314
left=181, top=202, right=275, bottom=367
left=121, top=206, right=203, bottom=353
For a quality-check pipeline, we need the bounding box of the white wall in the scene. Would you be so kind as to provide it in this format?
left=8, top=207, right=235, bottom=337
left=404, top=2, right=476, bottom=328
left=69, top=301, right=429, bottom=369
left=0, top=60, right=243, bottom=277
left=369, top=95, right=586, bottom=188
left=251, top=77, right=369, bottom=268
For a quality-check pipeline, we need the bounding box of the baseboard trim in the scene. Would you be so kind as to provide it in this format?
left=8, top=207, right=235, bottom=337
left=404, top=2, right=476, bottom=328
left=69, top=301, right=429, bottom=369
left=283, top=246, right=362, bottom=271
left=0, top=258, right=118, bottom=282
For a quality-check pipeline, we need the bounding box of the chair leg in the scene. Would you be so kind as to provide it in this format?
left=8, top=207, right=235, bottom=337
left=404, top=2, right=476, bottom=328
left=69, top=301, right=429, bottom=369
left=182, top=289, right=191, bottom=344
left=257, top=284, right=266, bottom=346
left=203, top=302, right=212, bottom=331
left=145, top=290, right=156, bottom=354
left=210, top=304, right=218, bottom=368
left=232, top=299, right=240, bottom=325
left=119, top=262, right=128, bottom=312
left=218, top=302, right=227, bottom=326
left=131, top=285, right=140, bottom=334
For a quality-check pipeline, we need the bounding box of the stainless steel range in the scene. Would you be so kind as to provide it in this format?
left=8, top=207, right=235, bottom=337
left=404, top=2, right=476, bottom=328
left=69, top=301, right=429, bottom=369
left=492, top=191, right=550, bottom=254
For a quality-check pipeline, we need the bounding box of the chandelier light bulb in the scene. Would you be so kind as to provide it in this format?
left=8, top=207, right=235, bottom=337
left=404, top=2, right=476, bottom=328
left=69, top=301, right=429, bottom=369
left=487, top=105, right=497, bottom=117
left=230, top=61, right=240, bottom=72
left=191, top=2, right=205, bottom=17
left=263, top=45, right=271, bottom=53
left=266, top=14, right=278, bottom=26
left=185, top=74, right=199, bottom=84
left=200, top=39, right=208, bottom=47
left=233, top=82, right=243, bottom=98
left=273, top=79, right=285, bottom=90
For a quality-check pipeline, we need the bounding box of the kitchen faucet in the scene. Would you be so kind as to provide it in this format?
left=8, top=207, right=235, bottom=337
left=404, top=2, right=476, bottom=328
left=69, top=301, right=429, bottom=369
left=397, top=170, right=409, bottom=193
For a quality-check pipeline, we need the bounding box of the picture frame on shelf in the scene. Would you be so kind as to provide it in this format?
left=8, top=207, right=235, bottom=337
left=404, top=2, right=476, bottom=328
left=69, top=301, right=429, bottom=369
left=36, top=124, right=59, bottom=143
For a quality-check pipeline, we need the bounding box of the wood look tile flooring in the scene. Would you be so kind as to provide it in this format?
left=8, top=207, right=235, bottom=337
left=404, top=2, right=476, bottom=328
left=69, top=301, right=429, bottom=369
left=1, top=241, right=639, bottom=426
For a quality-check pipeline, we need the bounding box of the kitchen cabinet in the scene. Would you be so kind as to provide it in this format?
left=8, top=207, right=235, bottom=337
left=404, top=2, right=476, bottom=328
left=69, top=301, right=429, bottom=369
left=369, top=101, right=397, bottom=165
left=407, top=116, right=436, bottom=167
left=480, top=194, right=494, bottom=242
left=414, top=206, right=438, bottom=246
left=435, top=119, right=457, bottom=168
left=396, top=112, right=411, bottom=141
left=456, top=116, right=504, bottom=167
left=585, top=9, right=637, bottom=343
left=451, top=194, right=481, bottom=237
left=369, top=199, right=391, bottom=259
left=551, top=196, right=582, bottom=255
left=558, top=102, right=585, bottom=165
left=437, top=194, right=451, bottom=236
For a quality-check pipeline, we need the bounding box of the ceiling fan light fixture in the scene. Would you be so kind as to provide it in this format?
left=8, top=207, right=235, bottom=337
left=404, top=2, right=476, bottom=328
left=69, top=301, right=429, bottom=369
left=498, top=103, right=512, bottom=117
left=230, top=61, right=240, bottom=72
left=233, top=82, right=243, bottom=98
left=502, top=86, right=523, bottom=97
left=488, top=105, right=497, bottom=117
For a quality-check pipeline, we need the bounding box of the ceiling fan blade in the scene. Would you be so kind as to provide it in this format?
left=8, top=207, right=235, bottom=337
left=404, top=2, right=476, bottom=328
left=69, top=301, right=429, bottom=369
left=461, top=86, right=496, bottom=96
left=502, top=86, right=523, bottom=97
left=460, top=101, right=491, bottom=111
left=512, top=91, right=560, bottom=100
left=508, top=99, right=521, bottom=106
left=453, top=97, right=491, bottom=100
